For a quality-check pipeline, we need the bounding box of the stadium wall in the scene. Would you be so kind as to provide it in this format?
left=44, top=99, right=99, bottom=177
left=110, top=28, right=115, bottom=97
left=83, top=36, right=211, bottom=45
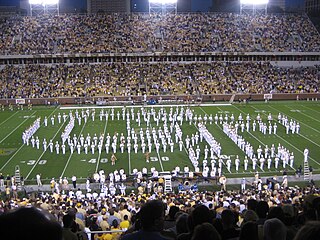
left=1, top=52, right=320, bottom=65
left=0, top=93, right=319, bottom=106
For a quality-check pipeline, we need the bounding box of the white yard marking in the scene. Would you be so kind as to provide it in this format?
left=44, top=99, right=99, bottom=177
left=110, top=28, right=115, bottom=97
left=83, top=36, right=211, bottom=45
left=60, top=103, right=232, bottom=110
left=25, top=116, right=69, bottom=180
left=270, top=105, right=320, bottom=134
left=250, top=105, right=320, bottom=167
left=128, top=150, right=132, bottom=174
left=95, top=110, right=109, bottom=173
left=0, top=107, right=59, bottom=172
left=149, top=119, right=164, bottom=172
left=0, top=111, right=37, bottom=144
left=267, top=105, right=320, bottom=144
left=0, top=111, right=19, bottom=127
left=199, top=107, right=236, bottom=174
left=301, top=104, right=320, bottom=114
left=60, top=120, right=88, bottom=178
left=232, top=105, right=269, bottom=147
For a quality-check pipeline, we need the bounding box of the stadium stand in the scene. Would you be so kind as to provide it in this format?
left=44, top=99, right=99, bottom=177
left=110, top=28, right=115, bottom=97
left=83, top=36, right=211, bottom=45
left=0, top=13, right=319, bottom=55
left=0, top=62, right=319, bottom=99
left=0, top=12, right=320, bottom=240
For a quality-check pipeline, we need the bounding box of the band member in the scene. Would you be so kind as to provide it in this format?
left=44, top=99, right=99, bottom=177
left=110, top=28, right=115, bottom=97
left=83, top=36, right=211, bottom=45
left=145, top=151, right=150, bottom=163
left=111, top=153, right=117, bottom=166
left=219, top=175, right=227, bottom=191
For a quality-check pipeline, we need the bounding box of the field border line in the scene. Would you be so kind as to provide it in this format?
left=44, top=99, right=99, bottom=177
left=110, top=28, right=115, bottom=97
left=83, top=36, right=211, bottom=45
left=149, top=116, right=164, bottom=172
left=0, top=110, right=20, bottom=127
left=0, top=111, right=37, bottom=144
left=269, top=104, right=320, bottom=134
left=95, top=109, right=109, bottom=173
left=25, top=115, right=69, bottom=180
left=0, top=107, right=58, bottom=172
left=60, top=103, right=232, bottom=111
left=233, top=105, right=298, bottom=172
left=249, top=105, right=320, bottom=167
left=60, top=118, right=88, bottom=178
left=266, top=105, right=320, bottom=147
left=199, top=106, right=239, bottom=174
left=300, top=104, right=320, bottom=115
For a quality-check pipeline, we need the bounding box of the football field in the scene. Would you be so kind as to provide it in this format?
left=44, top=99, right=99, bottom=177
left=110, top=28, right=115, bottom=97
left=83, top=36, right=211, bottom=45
left=0, top=100, right=319, bottom=184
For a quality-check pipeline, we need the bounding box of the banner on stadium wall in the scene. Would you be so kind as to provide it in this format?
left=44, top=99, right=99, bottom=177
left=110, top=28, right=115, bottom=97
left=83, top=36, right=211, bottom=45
left=16, top=99, right=26, bottom=105
left=264, top=94, right=273, bottom=100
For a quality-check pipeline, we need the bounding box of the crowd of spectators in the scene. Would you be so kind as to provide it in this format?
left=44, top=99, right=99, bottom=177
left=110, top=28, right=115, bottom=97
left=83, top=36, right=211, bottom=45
left=0, top=62, right=318, bottom=99
left=0, top=180, right=320, bottom=240
left=0, top=13, right=319, bottom=55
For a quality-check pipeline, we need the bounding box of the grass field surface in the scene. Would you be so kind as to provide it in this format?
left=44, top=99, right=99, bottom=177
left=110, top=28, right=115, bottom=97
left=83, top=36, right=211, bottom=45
left=0, top=100, right=319, bottom=184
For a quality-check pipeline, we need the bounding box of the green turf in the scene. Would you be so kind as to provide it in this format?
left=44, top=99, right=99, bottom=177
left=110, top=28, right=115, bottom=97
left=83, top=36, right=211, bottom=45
left=0, top=101, right=319, bottom=183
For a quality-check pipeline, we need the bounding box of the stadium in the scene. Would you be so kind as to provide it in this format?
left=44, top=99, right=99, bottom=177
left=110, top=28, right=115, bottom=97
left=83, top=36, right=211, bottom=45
left=0, top=0, right=320, bottom=239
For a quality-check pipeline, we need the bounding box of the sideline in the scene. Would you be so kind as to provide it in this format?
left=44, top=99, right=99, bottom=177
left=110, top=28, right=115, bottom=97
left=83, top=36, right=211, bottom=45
left=60, top=103, right=232, bottom=110
left=0, top=111, right=20, bottom=127
left=0, top=111, right=37, bottom=144
left=95, top=110, right=109, bottom=173
left=0, top=107, right=58, bottom=171
left=25, top=115, right=69, bottom=180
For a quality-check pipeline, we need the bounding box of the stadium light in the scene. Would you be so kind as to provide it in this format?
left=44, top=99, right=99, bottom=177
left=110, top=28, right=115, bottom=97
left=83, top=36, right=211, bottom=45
left=240, top=0, right=269, bottom=4
left=149, top=0, right=178, bottom=4
left=45, top=0, right=59, bottom=4
left=29, top=0, right=59, bottom=5
left=240, top=0, right=268, bottom=14
left=29, top=0, right=59, bottom=16
left=149, top=0, right=177, bottom=14
left=29, top=0, right=43, bottom=4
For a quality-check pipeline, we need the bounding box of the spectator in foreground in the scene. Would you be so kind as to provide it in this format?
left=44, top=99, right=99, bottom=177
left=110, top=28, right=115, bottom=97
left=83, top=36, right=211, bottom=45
left=121, top=200, right=169, bottom=240
left=239, top=221, right=259, bottom=240
left=177, top=204, right=213, bottom=240
left=293, top=221, right=320, bottom=240
left=62, top=214, right=78, bottom=240
left=0, top=206, right=62, bottom=240
left=263, top=218, right=287, bottom=240
left=191, top=222, right=221, bottom=240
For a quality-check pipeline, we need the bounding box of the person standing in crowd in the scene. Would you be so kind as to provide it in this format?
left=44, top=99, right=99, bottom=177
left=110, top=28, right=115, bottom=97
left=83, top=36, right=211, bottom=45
left=36, top=174, right=42, bottom=187
left=121, top=200, right=168, bottom=240
left=72, top=175, right=77, bottom=189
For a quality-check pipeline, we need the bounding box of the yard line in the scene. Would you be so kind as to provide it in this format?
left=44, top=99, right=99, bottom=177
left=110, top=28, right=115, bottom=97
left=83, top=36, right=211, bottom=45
left=227, top=169, right=291, bottom=175
left=216, top=106, right=295, bottom=172
left=0, top=144, right=25, bottom=171
left=0, top=111, right=37, bottom=144
left=297, top=134, right=320, bottom=148
left=0, top=111, right=19, bottom=127
left=60, top=103, right=232, bottom=111
left=219, top=106, right=275, bottom=171
left=149, top=117, right=164, bottom=172
left=156, top=150, right=164, bottom=172
left=0, top=107, right=59, bottom=171
left=273, top=133, right=320, bottom=167
left=60, top=120, right=88, bottom=178
left=249, top=105, right=320, bottom=167
left=231, top=105, right=270, bottom=147
left=266, top=105, right=320, bottom=144
left=25, top=116, right=69, bottom=180
left=198, top=107, right=234, bottom=173
left=300, top=104, right=320, bottom=114
left=297, top=111, right=320, bottom=124
left=200, top=106, right=237, bottom=156
left=268, top=105, right=320, bottom=134
left=286, top=105, right=320, bottom=124
left=128, top=150, right=132, bottom=174
left=95, top=110, right=109, bottom=173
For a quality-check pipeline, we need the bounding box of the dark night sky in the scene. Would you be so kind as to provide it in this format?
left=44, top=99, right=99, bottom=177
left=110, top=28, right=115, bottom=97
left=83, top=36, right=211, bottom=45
left=0, top=0, right=305, bottom=12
